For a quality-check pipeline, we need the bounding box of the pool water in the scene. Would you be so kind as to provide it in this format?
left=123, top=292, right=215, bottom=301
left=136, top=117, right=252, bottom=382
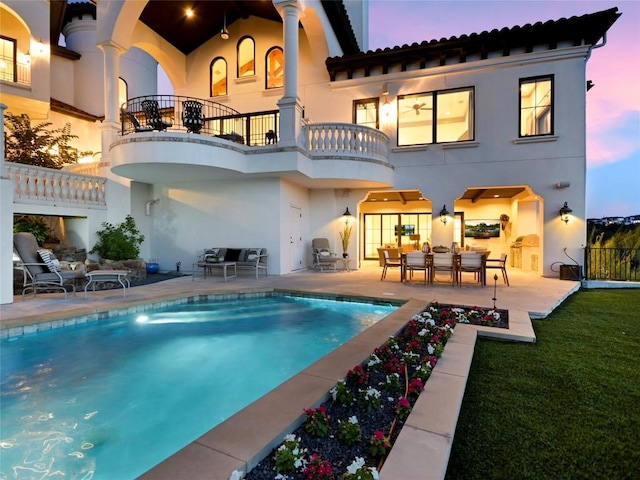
left=0, top=295, right=396, bottom=479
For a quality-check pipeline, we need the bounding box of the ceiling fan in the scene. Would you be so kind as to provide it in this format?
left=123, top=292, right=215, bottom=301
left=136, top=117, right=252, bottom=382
left=405, top=102, right=433, bottom=115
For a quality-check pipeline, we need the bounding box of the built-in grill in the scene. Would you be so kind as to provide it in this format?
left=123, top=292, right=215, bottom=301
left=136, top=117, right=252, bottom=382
left=511, top=234, right=539, bottom=270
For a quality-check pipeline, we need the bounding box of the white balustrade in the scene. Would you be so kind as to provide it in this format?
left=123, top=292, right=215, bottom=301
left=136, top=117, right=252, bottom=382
left=5, top=162, right=106, bottom=207
left=303, top=123, right=389, bottom=161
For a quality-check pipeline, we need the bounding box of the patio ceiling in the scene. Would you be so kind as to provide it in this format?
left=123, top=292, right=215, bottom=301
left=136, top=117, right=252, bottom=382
left=363, top=187, right=526, bottom=204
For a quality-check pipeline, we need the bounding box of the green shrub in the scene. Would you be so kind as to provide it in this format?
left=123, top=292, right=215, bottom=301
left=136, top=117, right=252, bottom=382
left=13, top=215, right=50, bottom=246
left=90, top=215, right=144, bottom=261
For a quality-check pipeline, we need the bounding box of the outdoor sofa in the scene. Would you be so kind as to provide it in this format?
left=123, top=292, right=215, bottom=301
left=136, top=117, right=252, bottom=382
left=197, top=247, right=268, bottom=278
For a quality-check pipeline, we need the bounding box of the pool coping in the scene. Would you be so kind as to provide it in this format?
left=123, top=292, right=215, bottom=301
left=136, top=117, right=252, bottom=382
left=1, top=288, right=535, bottom=480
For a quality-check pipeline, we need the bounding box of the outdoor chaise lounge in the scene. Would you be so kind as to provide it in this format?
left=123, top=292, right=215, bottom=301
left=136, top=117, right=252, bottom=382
left=13, top=232, right=86, bottom=299
left=312, top=238, right=340, bottom=272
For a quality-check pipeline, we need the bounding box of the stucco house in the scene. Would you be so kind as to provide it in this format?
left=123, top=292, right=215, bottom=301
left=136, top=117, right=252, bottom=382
left=0, top=0, right=621, bottom=305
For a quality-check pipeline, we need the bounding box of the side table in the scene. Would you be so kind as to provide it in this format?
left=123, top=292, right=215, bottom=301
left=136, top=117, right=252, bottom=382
left=84, top=270, right=131, bottom=299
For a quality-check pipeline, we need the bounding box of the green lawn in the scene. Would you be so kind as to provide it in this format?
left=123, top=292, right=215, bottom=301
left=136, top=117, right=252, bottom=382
left=445, top=289, right=640, bottom=480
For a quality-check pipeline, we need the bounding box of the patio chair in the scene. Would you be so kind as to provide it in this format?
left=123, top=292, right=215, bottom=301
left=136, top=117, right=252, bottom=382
left=141, top=99, right=173, bottom=131
left=182, top=100, right=205, bottom=134
left=457, top=252, right=484, bottom=287
left=122, top=110, right=153, bottom=133
left=312, top=238, right=339, bottom=272
left=405, top=251, right=430, bottom=285
left=431, top=252, right=456, bottom=285
left=13, top=232, right=86, bottom=299
left=486, top=253, right=509, bottom=285
left=380, top=249, right=403, bottom=281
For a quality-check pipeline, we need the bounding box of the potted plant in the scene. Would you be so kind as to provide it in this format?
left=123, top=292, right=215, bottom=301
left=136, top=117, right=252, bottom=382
left=340, top=221, right=353, bottom=258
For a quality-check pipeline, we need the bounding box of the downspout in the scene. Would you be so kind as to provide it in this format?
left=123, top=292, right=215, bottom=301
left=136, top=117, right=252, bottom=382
left=585, top=32, right=608, bottom=62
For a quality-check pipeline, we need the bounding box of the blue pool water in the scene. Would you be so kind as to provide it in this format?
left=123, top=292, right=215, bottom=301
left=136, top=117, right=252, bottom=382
left=0, top=295, right=397, bottom=479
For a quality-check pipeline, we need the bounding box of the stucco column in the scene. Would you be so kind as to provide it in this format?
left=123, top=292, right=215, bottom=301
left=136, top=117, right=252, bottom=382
left=275, top=0, right=304, bottom=146
left=97, top=41, right=125, bottom=166
left=1, top=103, right=14, bottom=304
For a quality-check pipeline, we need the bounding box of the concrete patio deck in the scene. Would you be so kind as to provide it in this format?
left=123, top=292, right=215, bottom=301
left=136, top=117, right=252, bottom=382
left=0, top=262, right=580, bottom=479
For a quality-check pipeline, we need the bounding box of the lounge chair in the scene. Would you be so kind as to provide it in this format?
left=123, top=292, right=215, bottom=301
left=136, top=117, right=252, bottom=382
left=122, top=110, right=153, bottom=133
left=13, top=232, right=86, bottom=299
left=312, top=238, right=339, bottom=272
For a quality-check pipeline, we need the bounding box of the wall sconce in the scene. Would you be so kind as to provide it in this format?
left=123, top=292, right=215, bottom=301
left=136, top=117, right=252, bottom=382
left=559, top=202, right=572, bottom=224
left=146, top=198, right=159, bottom=216
left=342, top=207, right=352, bottom=225
left=220, top=13, right=230, bottom=40
left=439, top=204, right=450, bottom=225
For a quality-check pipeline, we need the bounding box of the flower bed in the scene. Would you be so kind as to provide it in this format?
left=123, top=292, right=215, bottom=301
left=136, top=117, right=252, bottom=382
left=232, top=303, right=506, bottom=480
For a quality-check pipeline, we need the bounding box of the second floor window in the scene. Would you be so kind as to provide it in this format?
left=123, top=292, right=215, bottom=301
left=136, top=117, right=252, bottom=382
left=118, top=77, right=128, bottom=108
left=398, top=87, right=474, bottom=146
left=520, top=75, right=553, bottom=137
left=353, top=98, right=379, bottom=129
left=237, top=37, right=255, bottom=77
left=211, top=57, right=227, bottom=96
left=266, top=47, right=283, bottom=89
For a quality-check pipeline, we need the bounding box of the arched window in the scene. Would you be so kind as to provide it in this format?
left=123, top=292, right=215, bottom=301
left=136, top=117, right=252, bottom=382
left=266, top=46, right=284, bottom=89
left=118, top=77, right=128, bottom=108
left=210, top=57, right=227, bottom=96
left=237, top=36, right=255, bottom=77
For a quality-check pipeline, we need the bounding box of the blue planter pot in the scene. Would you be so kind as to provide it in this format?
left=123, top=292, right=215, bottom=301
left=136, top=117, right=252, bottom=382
left=146, top=262, right=159, bottom=274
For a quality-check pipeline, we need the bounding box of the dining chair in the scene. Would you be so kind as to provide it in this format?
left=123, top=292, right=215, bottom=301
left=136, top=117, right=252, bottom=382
left=431, top=253, right=456, bottom=285
left=405, top=251, right=429, bottom=285
left=457, top=252, right=484, bottom=287
left=486, top=253, right=509, bottom=285
left=380, top=249, right=403, bottom=280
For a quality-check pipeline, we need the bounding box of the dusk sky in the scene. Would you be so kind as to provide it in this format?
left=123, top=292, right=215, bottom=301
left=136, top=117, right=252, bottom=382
left=367, top=0, right=640, bottom=218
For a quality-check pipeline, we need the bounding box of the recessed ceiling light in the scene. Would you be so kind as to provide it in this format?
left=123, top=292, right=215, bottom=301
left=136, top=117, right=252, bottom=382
left=493, top=194, right=500, bottom=198
left=185, top=8, right=194, bottom=18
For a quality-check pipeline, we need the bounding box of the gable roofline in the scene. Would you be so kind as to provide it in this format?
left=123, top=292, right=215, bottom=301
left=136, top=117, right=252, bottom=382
left=326, top=7, right=621, bottom=81
left=321, top=0, right=361, bottom=55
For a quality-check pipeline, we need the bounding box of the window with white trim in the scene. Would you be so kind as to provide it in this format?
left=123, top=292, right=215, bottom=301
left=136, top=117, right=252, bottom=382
left=519, top=76, right=553, bottom=137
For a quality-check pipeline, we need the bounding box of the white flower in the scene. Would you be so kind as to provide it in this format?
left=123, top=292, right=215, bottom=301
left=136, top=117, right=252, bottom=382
left=367, top=354, right=381, bottom=367
left=284, top=433, right=296, bottom=442
left=294, top=457, right=303, bottom=468
left=277, top=444, right=286, bottom=451
left=228, top=470, right=244, bottom=480
left=370, top=466, right=380, bottom=479
left=347, top=457, right=366, bottom=473
left=330, top=386, right=337, bottom=400
left=427, top=344, right=435, bottom=355
left=418, top=328, right=428, bottom=337
left=348, top=415, right=358, bottom=424
left=365, top=387, right=381, bottom=399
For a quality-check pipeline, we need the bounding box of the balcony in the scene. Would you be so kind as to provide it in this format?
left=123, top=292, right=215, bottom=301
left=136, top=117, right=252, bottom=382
left=112, top=95, right=393, bottom=186
left=0, top=59, right=31, bottom=86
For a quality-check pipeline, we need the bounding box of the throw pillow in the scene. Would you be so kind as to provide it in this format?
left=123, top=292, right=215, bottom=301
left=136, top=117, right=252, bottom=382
left=247, top=248, right=261, bottom=261
left=224, top=248, right=241, bottom=262
left=38, top=248, right=61, bottom=272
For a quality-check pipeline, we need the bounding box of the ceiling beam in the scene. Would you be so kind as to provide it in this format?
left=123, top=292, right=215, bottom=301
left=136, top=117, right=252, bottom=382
left=470, top=189, right=486, bottom=203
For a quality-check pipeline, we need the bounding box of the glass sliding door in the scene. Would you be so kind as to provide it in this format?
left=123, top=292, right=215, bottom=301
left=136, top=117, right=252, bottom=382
left=364, top=213, right=431, bottom=259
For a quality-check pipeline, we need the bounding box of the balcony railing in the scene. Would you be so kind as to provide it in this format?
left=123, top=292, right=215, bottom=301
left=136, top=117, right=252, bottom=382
left=584, top=246, right=640, bottom=281
left=0, top=59, right=31, bottom=85
left=121, top=95, right=279, bottom=147
left=5, top=162, right=106, bottom=207
left=304, top=123, right=389, bottom=161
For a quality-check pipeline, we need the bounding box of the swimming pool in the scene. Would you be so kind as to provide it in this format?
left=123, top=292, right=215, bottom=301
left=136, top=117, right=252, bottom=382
left=0, top=294, right=398, bottom=479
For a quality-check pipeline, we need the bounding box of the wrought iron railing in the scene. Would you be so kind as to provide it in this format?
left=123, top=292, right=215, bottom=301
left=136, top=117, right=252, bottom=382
left=0, top=58, right=31, bottom=85
left=584, top=246, right=640, bottom=281
left=120, top=95, right=279, bottom=147
left=4, top=162, right=106, bottom=207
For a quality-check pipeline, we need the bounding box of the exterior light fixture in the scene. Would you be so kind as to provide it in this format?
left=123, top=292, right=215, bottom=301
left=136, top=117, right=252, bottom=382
left=439, top=204, right=450, bottom=225
left=342, top=207, right=352, bottom=224
left=220, top=14, right=229, bottom=40
left=559, top=202, right=572, bottom=224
